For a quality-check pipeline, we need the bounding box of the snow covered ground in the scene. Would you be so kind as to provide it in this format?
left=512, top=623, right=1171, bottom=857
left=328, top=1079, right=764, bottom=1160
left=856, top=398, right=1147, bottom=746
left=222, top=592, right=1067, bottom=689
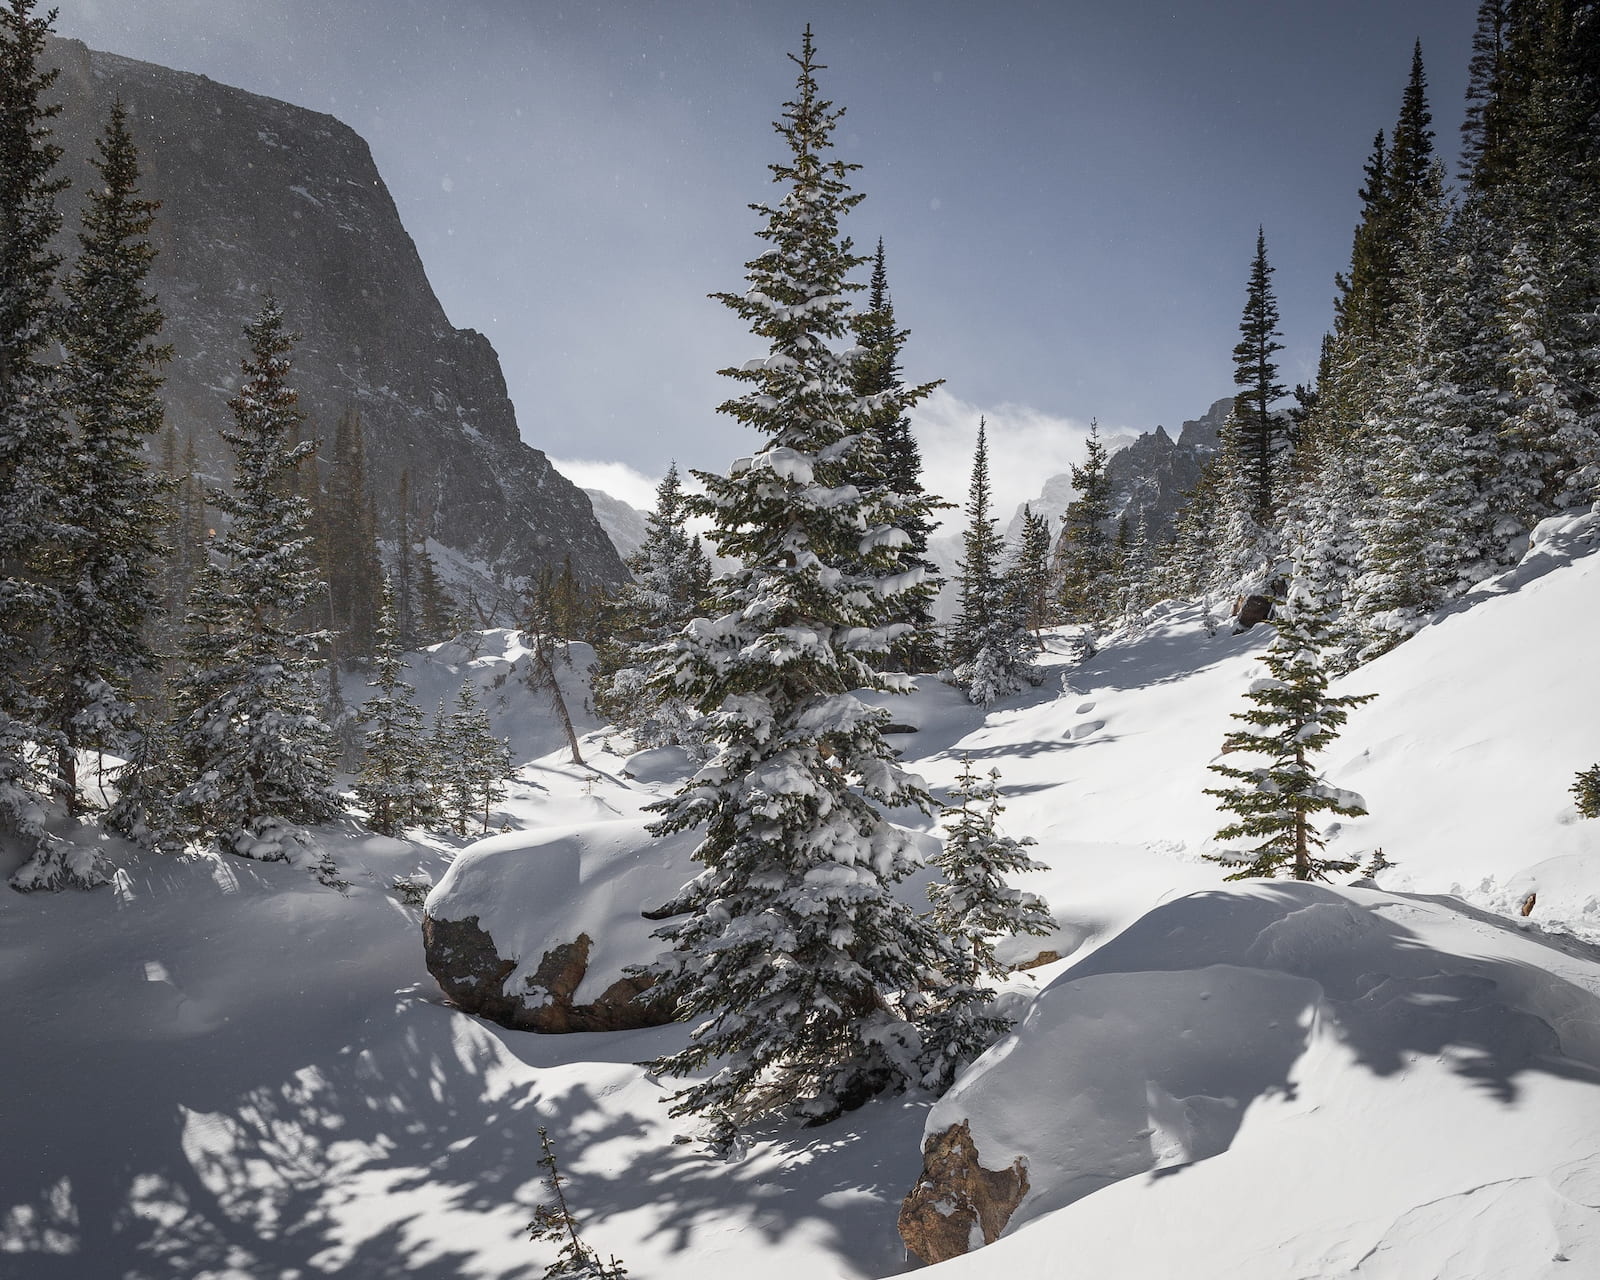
left=4, top=515, right=1599, bottom=1278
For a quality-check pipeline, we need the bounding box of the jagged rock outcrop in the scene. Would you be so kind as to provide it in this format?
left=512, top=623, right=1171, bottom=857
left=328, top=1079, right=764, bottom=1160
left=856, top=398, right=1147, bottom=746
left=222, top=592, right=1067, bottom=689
left=1009, top=396, right=1230, bottom=546
left=1104, top=395, right=1228, bottom=541
left=421, top=915, right=671, bottom=1033
left=45, top=36, right=628, bottom=602
left=898, top=1121, right=1030, bottom=1264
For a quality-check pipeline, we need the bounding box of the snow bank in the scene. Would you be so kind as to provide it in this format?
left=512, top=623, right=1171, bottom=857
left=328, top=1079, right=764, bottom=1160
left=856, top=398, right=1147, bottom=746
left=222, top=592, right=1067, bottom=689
left=926, top=880, right=1600, bottom=1278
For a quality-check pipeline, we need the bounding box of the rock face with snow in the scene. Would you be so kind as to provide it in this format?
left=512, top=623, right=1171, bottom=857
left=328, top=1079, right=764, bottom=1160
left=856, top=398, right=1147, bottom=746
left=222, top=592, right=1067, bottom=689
left=1009, top=395, right=1229, bottom=544
left=422, top=916, right=667, bottom=1033
left=45, top=37, right=627, bottom=601
left=898, top=1120, right=1029, bottom=1264
left=584, top=489, right=650, bottom=564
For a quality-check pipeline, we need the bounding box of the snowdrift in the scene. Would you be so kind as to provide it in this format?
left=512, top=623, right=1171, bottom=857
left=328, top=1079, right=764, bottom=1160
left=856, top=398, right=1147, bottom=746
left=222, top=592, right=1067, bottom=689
left=922, top=881, right=1600, bottom=1278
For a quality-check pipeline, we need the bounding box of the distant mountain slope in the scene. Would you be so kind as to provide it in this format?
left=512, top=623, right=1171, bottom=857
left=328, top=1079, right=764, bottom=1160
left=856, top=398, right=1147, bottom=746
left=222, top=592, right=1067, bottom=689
left=1008, top=396, right=1229, bottom=544
left=45, top=36, right=628, bottom=600
left=583, top=489, right=650, bottom=564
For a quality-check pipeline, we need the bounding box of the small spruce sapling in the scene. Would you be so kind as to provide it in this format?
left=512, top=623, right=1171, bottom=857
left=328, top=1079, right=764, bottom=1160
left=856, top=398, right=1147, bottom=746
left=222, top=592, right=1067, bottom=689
left=1572, top=765, right=1600, bottom=819
left=919, top=758, right=1056, bottom=1091
left=931, top=757, right=1056, bottom=980
left=1205, top=585, right=1375, bottom=880
left=527, top=1127, right=628, bottom=1280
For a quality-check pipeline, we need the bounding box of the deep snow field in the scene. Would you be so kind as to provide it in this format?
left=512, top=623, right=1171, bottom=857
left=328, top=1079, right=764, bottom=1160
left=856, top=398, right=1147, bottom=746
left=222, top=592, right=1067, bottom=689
left=5, top=514, right=1600, bottom=1279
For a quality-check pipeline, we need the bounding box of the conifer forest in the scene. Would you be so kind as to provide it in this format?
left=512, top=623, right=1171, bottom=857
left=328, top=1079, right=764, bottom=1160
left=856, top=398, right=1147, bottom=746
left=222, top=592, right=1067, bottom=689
left=4, top=4, right=1600, bottom=1278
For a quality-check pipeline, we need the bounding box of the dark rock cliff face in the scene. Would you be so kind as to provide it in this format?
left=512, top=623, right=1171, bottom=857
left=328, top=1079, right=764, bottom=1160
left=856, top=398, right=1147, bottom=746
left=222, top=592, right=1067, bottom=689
left=45, top=37, right=627, bottom=600
left=1104, top=395, right=1229, bottom=543
left=1007, top=396, right=1230, bottom=550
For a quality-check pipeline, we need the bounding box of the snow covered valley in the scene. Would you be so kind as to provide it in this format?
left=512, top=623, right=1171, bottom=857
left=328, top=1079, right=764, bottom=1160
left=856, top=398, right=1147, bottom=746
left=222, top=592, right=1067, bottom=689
left=5, top=515, right=1600, bottom=1279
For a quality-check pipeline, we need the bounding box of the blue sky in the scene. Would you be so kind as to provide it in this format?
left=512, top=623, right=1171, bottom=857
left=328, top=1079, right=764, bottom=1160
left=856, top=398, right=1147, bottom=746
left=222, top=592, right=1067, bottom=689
left=57, top=0, right=1474, bottom=514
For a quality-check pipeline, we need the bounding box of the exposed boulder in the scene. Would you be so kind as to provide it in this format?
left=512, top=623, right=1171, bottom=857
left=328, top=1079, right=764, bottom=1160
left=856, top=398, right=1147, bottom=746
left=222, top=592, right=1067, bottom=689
left=898, top=1120, right=1029, bottom=1265
left=421, top=818, right=700, bottom=1034
left=421, top=915, right=670, bottom=1033
left=1231, top=593, right=1275, bottom=630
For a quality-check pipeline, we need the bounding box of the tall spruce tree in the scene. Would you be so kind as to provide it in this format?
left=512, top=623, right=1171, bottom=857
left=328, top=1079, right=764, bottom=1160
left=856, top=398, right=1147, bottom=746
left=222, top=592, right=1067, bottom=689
left=40, top=102, right=171, bottom=821
left=949, top=419, right=1038, bottom=705
left=1053, top=419, right=1118, bottom=620
left=851, top=238, right=943, bottom=671
left=1009, top=504, right=1054, bottom=633
left=171, top=298, right=343, bottom=855
left=354, top=581, right=437, bottom=836
left=1229, top=228, right=1291, bottom=532
left=640, top=28, right=956, bottom=1133
left=1206, top=584, right=1374, bottom=881
left=0, top=0, right=68, bottom=872
left=321, top=408, right=383, bottom=661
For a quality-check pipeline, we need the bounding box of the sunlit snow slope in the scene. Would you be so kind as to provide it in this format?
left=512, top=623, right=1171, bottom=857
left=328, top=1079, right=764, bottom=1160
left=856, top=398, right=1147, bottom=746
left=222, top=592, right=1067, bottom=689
left=1, top=517, right=1597, bottom=1279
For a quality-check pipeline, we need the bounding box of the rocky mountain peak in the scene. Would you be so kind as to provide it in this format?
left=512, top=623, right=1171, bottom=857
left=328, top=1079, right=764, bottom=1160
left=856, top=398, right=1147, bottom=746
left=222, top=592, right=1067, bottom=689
left=45, top=36, right=628, bottom=607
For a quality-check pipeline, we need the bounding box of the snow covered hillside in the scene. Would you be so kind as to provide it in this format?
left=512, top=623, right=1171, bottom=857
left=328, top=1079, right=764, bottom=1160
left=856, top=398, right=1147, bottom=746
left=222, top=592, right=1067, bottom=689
left=3, top=518, right=1599, bottom=1279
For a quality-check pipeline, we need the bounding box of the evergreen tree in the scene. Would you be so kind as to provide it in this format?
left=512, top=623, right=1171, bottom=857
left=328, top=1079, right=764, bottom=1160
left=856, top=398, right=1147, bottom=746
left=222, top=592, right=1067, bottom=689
left=354, top=580, right=437, bottom=836
left=155, top=431, right=208, bottom=669
left=1206, top=584, right=1374, bottom=881
left=917, top=757, right=1056, bottom=1092
left=641, top=28, right=954, bottom=1132
left=171, top=298, right=343, bottom=854
left=1115, top=514, right=1154, bottom=622
left=1009, top=504, right=1054, bottom=633
left=930, top=757, right=1055, bottom=981
left=1573, top=763, right=1600, bottom=819
left=949, top=419, right=1039, bottom=705
left=0, top=0, right=69, bottom=874
left=321, top=408, right=383, bottom=660
left=527, top=1127, right=629, bottom=1280
left=411, top=512, right=455, bottom=643
left=40, top=102, right=171, bottom=819
left=1333, top=130, right=1390, bottom=347
left=594, top=463, right=711, bottom=748
left=851, top=238, right=944, bottom=671
left=393, top=468, right=419, bottom=649
left=438, top=679, right=511, bottom=836
left=1229, top=228, right=1291, bottom=531
left=1154, top=454, right=1226, bottom=602
left=1462, top=0, right=1517, bottom=185
left=1053, top=419, right=1118, bottom=620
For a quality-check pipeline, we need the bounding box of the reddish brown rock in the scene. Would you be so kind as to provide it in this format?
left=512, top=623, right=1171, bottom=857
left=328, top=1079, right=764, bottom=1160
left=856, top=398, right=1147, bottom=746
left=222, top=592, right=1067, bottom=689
left=422, top=914, right=674, bottom=1033
left=898, top=1120, right=1030, bottom=1264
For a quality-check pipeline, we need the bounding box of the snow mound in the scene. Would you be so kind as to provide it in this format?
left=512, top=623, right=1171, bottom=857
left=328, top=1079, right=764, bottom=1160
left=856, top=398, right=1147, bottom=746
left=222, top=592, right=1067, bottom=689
left=926, top=880, right=1600, bottom=1279
left=427, top=818, right=698, bottom=1005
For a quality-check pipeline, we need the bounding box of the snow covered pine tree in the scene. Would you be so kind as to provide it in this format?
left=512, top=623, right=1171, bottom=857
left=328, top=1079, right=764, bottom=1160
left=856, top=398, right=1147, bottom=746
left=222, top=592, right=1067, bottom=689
left=919, top=757, right=1056, bottom=1090
left=1206, top=584, right=1375, bottom=880
left=639, top=28, right=959, bottom=1138
left=171, top=298, right=343, bottom=857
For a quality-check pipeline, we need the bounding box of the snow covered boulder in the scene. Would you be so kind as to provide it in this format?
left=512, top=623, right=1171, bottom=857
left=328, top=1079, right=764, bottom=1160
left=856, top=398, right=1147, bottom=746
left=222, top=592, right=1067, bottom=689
left=904, top=881, right=1600, bottom=1273
left=422, top=818, right=696, bottom=1033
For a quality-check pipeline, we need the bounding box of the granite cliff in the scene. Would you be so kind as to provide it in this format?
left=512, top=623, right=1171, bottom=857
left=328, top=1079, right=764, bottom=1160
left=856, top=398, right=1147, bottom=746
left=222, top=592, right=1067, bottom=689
left=45, top=37, right=628, bottom=604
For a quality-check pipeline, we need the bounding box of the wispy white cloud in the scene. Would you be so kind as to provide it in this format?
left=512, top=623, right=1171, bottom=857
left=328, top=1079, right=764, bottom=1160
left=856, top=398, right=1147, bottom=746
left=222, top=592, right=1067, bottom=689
left=549, top=458, right=662, bottom=513
left=912, top=388, right=1135, bottom=536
